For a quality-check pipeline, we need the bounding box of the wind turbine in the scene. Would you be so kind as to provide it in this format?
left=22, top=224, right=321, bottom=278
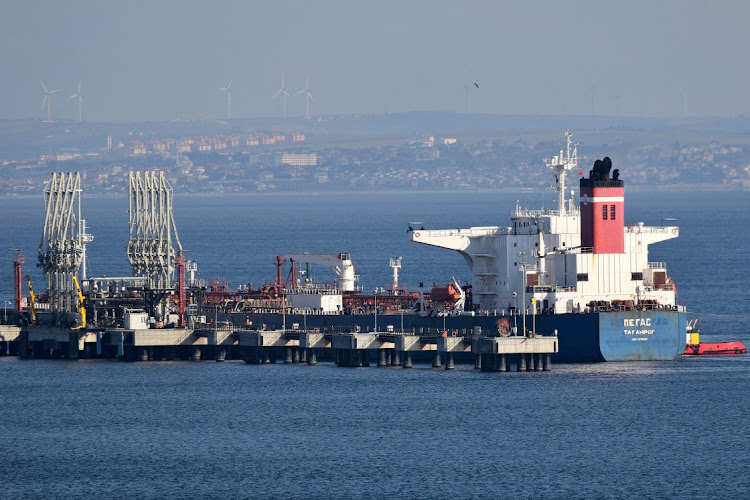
left=39, top=80, right=60, bottom=122
left=294, top=75, right=314, bottom=120
left=217, top=79, right=232, bottom=120
left=271, top=72, right=291, bottom=119
left=67, top=80, right=84, bottom=122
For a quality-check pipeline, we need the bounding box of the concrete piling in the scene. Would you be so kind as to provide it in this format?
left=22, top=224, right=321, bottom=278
left=543, top=353, right=552, bottom=371
left=445, top=352, right=455, bottom=370
left=308, top=349, right=317, bottom=365
left=517, top=354, right=526, bottom=372
left=432, top=350, right=442, bottom=368
left=378, top=349, right=387, bottom=367
left=403, top=351, right=412, bottom=368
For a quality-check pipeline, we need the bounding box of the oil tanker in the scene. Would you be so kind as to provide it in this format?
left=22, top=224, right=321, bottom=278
left=202, top=132, right=686, bottom=362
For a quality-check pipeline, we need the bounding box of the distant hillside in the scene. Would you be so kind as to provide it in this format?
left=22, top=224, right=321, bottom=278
left=2, top=112, right=750, bottom=161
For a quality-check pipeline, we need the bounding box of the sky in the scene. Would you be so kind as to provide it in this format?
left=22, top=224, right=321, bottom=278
left=1, top=0, right=748, bottom=123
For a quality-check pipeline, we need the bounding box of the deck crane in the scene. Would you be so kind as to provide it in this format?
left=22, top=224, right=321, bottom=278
left=282, top=253, right=357, bottom=291
left=72, top=276, right=86, bottom=330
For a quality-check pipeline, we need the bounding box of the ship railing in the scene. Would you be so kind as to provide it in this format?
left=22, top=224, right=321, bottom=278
left=416, top=227, right=507, bottom=238
left=514, top=208, right=579, bottom=218
left=625, top=226, right=676, bottom=234
left=283, top=285, right=341, bottom=295
left=526, top=285, right=577, bottom=293
left=648, top=262, right=667, bottom=269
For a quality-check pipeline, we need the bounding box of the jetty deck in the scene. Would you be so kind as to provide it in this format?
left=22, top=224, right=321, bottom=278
left=3, top=325, right=557, bottom=372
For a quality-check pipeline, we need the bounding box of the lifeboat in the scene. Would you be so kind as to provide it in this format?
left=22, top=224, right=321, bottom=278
left=683, top=320, right=746, bottom=355
left=683, top=341, right=746, bottom=356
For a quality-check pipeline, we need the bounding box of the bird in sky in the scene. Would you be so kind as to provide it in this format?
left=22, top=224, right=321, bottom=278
left=474, top=82, right=479, bottom=88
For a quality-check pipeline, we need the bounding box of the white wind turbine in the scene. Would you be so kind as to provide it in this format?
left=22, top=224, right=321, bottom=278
left=217, top=79, right=233, bottom=120
left=271, top=72, right=291, bottom=119
left=67, top=80, right=84, bottom=122
left=40, top=80, right=60, bottom=122
left=295, top=75, right=314, bottom=120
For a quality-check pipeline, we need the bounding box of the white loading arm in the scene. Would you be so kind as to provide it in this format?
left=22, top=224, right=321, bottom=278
left=450, top=277, right=466, bottom=316
left=283, top=253, right=356, bottom=291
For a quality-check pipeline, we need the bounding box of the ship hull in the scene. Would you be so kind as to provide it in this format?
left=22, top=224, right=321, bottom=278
left=218, top=309, right=686, bottom=363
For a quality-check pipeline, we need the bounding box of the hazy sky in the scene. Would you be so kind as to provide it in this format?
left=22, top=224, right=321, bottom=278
left=1, top=0, right=748, bottom=123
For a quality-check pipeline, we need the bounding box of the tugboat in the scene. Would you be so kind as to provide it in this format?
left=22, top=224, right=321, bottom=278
left=683, top=319, right=746, bottom=355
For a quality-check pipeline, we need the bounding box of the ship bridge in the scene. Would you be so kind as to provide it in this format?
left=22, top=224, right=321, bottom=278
left=410, top=132, right=681, bottom=316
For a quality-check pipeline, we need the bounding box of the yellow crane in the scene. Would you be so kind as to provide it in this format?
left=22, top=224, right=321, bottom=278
left=72, top=276, right=86, bottom=330
left=25, top=274, right=36, bottom=326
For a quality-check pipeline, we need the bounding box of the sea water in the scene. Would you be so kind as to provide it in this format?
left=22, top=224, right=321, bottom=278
left=1, top=190, right=749, bottom=498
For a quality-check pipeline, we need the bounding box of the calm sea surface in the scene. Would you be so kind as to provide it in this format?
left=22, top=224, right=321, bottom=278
left=1, top=190, right=749, bottom=498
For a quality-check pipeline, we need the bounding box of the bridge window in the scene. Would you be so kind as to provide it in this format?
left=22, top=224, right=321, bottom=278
left=631, top=272, right=643, bottom=281
left=602, top=205, right=608, bottom=220
left=577, top=273, right=589, bottom=281
left=610, top=205, right=616, bottom=220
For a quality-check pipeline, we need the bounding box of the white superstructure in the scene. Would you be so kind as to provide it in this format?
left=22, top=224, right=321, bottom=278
left=411, top=132, right=680, bottom=315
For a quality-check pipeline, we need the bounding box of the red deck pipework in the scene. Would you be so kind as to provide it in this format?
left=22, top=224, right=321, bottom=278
left=275, top=256, right=285, bottom=296
left=176, top=254, right=186, bottom=327
left=13, top=251, right=24, bottom=313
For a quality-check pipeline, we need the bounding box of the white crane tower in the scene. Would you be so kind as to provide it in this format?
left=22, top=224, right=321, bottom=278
left=127, top=171, right=183, bottom=289
left=38, top=172, right=84, bottom=315
left=389, top=256, right=402, bottom=293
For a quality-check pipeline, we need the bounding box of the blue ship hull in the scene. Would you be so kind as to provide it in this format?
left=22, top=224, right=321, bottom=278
left=221, top=309, right=686, bottom=362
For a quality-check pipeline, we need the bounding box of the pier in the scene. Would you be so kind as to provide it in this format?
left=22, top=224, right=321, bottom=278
left=6, top=324, right=557, bottom=372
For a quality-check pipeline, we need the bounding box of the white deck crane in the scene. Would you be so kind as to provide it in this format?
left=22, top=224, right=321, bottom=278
left=282, top=253, right=357, bottom=291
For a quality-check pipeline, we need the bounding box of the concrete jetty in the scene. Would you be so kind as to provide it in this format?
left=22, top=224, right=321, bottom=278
left=6, top=325, right=558, bottom=372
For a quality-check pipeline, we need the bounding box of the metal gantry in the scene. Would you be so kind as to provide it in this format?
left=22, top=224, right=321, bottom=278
left=38, top=172, right=84, bottom=314
left=127, top=171, right=183, bottom=289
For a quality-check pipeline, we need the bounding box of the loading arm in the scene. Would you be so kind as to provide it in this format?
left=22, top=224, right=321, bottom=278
left=72, top=276, right=86, bottom=330
left=25, top=274, right=36, bottom=325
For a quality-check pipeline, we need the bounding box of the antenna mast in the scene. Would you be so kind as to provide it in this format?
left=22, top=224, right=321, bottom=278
left=545, top=131, right=577, bottom=215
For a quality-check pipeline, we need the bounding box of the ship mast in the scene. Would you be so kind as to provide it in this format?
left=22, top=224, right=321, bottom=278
left=545, top=131, right=577, bottom=215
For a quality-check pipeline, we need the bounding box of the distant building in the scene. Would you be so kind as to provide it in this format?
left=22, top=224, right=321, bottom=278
left=275, top=152, right=318, bottom=166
